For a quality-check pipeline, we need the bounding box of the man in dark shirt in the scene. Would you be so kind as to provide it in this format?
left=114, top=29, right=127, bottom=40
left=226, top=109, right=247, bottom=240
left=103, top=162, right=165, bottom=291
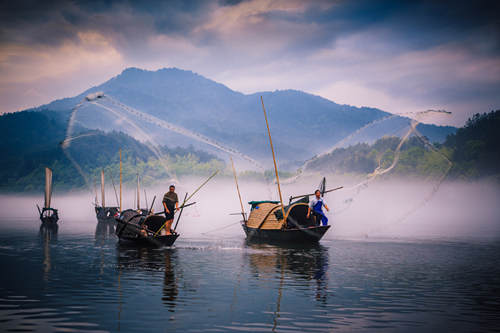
left=162, top=185, right=179, bottom=235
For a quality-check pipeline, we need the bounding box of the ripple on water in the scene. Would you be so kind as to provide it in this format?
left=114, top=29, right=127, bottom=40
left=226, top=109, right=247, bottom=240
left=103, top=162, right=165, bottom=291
left=0, top=226, right=500, bottom=332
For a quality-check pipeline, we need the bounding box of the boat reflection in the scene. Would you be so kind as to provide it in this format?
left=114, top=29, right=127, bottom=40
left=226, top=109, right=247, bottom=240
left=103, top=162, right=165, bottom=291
left=116, top=246, right=178, bottom=312
left=245, top=242, right=329, bottom=303
left=39, top=222, right=58, bottom=281
left=95, top=220, right=115, bottom=243
left=245, top=242, right=329, bottom=331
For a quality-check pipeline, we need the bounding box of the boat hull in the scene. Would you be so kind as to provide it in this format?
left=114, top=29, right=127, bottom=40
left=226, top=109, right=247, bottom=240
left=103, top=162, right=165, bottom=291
left=40, top=208, right=59, bottom=225
left=95, top=206, right=119, bottom=223
left=243, top=225, right=330, bottom=244
left=117, top=233, right=179, bottom=247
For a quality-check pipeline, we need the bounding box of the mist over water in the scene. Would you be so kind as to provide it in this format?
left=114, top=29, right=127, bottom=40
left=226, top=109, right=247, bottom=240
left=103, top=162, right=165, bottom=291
left=2, top=176, right=499, bottom=241
left=1, top=176, right=499, bottom=332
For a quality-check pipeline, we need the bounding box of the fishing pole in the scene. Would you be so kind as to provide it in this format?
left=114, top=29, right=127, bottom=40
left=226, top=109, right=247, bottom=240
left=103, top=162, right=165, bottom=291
left=201, top=221, right=241, bottom=235
left=184, top=169, right=219, bottom=204
left=289, top=186, right=343, bottom=202
left=154, top=169, right=219, bottom=236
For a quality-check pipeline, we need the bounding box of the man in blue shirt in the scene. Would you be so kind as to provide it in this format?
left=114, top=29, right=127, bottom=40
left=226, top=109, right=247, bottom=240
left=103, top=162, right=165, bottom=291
left=306, top=190, right=330, bottom=226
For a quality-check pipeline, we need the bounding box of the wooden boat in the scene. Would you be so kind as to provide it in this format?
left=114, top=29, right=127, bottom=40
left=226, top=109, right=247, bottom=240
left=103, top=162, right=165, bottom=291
left=113, top=151, right=168, bottom=246
left=232, top=97, right=338, bottom=244
left=113, top=149, right=216, bottom=247
left=38, top=167, right=59, bottom=224
left=115, top=210, right=179, bottom=247
left=242, top=200, right=330, bottom=243
left=95, top=169, right=120, bottom=223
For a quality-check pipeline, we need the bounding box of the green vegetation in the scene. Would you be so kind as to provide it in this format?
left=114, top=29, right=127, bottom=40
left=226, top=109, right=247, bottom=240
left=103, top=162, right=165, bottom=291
left=444, top=111, right=500, bottom=180
left=0, top=110, right=225, bottom=192
left=1, top=108, right=497, bottom=193
left=309, top=110, right=500, bottom=181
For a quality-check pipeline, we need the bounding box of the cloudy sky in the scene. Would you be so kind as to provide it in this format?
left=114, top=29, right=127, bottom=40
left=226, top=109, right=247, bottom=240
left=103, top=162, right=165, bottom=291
left=1, top=0, right=499, bottom=125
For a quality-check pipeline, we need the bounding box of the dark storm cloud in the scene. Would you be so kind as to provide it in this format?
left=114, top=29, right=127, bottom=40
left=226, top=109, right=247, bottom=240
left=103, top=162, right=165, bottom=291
left=0, top=0, right=214, bottom=47
left=269, top=0, right=499, bottom=55
left=1, top=0, right=498, bottom=55
left=0, top=0, right=499, bottom=122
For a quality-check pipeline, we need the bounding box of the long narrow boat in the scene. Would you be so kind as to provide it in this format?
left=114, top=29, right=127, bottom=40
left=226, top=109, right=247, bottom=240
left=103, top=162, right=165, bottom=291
left=115, top=210, right=179, bottom=247
left=233, top=97, right=337, bottom=244
left=114, top=162, right=216, bottom=247
left=95, top=169, right=119, bottom=223
left=38, top=167, right=59, bottom=225
left=114, top=168, right=177, bottom=247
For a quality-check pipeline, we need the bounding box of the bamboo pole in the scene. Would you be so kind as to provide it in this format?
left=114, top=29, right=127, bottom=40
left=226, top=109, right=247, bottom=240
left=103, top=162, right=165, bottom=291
left=119, top=149, right=122, bottom=212
left=289, top=186, right=343, bottom=202
left=101, top=169, right=105, bottom=208
left=136, top=173, right=140, bottom=210
left=93, top=176, right=97, bottom=207
left=260, top=96, right=286, bottom=223
left=154, top=170, right=218, bottom=237
left=230, top=156, right=246, bottom=222
left=184, top=169, right=219, bottom=204
left=173, top=192, right=188, bottom=231
left=45, top=167, right=52, bottom=209
left=111, top=174, right=119, bottom=207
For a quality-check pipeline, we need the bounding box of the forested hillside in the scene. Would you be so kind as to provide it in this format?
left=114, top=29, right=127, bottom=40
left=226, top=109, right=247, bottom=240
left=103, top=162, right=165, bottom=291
left=0, top=110, right=223, bottom=192
left=308, top=110, right=500, bottom=181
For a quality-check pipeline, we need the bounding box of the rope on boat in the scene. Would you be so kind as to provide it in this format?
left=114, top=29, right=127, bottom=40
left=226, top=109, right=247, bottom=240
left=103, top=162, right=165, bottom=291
left=201, top=221, right=242, bottom=235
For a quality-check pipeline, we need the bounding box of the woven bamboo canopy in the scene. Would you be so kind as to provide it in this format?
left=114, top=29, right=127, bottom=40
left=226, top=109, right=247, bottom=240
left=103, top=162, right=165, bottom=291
left=246, top=200, right=316, bottom=230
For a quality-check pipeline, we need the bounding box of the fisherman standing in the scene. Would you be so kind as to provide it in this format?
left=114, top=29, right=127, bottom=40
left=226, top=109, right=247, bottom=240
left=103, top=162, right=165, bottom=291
left=306, top=190, right=330, bottom=226
left=162, top=185, right=179, bottom=235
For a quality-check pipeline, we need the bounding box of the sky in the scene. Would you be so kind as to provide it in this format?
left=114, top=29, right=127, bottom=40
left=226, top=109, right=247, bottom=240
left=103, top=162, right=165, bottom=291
left=1, top=0, right=499, bottom=126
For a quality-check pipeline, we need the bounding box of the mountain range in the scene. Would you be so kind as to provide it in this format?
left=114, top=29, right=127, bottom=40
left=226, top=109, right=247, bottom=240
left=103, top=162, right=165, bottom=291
left=29, top=67, right=456, bottom=169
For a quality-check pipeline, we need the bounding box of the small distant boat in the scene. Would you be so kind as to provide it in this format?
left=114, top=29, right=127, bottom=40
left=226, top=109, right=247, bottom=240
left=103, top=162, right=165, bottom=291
left=94, top=169, right=119, bottom=223
left=232, top=98, right=341, bottom=244
left=38, top=167, right=59, bottom=225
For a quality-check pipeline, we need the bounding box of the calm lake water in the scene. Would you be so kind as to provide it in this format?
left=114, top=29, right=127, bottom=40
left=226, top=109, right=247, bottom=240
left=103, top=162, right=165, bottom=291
left=0, top=218, right=499, bottom=333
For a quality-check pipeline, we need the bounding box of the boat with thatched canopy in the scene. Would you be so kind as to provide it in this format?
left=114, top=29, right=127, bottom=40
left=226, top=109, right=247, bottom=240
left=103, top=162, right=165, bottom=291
left=242, top=199, right=330, bottom=243
left=231, top=97, right=341, bottom=244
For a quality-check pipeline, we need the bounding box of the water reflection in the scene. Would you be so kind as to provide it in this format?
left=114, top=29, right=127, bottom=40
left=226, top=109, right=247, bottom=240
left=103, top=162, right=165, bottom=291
left=95, top=220, right=115, bottom=243
left=1, top=219, right=499, bottom=332
left=246, top=242, right=329, bottom=285
left=116, top=246, right=178, bottom=312
left=245, top=242, right=330, bottom=331
left=162, top=250, right=178, bottom=312
left=39, top=222, right=58, bottom=281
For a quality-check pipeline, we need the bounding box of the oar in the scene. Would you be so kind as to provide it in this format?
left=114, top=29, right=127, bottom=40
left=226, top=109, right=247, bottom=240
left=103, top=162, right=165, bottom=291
left=289, top=186, right=343, bottom=202
left=173, top=192, right=188, bottom=231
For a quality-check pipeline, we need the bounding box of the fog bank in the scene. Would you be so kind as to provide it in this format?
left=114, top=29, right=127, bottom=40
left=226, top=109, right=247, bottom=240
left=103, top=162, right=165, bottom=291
left=1, top=176, right=499, bottom=241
